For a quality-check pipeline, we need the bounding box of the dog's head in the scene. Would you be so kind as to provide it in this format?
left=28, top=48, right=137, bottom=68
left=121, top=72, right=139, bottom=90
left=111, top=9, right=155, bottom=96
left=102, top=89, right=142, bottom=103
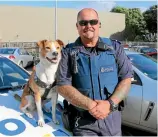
left=37, top=39, right=64, bottom=64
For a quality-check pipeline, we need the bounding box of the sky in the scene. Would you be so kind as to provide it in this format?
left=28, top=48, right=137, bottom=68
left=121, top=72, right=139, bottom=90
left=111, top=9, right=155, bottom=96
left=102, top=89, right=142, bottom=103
left=0, top=1, right=157, bottom=12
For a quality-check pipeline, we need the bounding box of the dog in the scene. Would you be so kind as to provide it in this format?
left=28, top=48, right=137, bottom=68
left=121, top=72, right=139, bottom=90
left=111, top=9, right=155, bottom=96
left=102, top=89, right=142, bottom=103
left=19, top=39, right=64, bottom=127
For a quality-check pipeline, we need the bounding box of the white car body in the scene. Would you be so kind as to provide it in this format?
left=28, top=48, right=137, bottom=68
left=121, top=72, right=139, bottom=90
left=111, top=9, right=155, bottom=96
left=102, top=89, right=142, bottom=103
left=0, top=47, right=34, bottom=68
left=122, top=51, right=157, bottom=134
left=0, top=90, right=70, bottom=137
left=0, top=51, right=157, bottom=136
left=0, top=55, right=71, bottom=137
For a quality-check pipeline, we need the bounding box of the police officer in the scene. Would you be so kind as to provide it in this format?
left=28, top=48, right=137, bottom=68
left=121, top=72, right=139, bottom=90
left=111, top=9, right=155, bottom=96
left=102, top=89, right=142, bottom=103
left=56, top=8, right=133, bottom=136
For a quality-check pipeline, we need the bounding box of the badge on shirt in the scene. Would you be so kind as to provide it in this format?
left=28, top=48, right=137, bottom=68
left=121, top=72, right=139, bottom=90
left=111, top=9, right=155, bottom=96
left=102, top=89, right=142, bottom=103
left=100, top=66, right=114, bottom=73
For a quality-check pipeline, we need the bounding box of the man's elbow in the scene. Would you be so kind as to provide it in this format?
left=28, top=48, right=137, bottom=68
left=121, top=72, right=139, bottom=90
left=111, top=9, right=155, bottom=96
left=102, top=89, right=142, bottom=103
left=56, top=85, right=64, bottom=93
left=56, top=85, right=70, bottom=94
left=121, top=77, right=132, bottom=86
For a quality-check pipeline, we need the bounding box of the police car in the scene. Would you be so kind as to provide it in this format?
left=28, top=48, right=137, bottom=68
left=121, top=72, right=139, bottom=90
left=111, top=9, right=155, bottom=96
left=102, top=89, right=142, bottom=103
left=122, top=51, right=157, bottom=134
left=0, top=51, right=157, bottom=136
left=0, top=55, right=71, bottom=137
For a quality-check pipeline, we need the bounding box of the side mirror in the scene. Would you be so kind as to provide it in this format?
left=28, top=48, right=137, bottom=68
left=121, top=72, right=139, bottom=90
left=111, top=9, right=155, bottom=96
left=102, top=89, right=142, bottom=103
left=131, top=77, right=137, bottom=84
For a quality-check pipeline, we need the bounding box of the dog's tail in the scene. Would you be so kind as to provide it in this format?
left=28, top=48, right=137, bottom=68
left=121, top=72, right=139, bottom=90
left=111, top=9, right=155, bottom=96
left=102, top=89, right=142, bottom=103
left=14, top=94, right=22, bottom=102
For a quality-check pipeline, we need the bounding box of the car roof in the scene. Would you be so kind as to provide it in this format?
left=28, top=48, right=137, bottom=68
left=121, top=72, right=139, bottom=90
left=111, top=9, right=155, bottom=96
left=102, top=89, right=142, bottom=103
left=131, top=45, right=149, bottom=48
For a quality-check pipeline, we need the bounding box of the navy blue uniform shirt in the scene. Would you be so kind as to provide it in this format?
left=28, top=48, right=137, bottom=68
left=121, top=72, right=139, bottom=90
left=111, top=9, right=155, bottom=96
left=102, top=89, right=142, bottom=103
left=56, top=37, right=133, bottom=86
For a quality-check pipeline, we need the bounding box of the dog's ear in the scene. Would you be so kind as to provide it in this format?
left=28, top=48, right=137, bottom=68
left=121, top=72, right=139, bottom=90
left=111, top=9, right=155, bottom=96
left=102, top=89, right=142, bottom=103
left=56, top=39, right=64, bottom=47
left=37, top=40, right=47, bottom=48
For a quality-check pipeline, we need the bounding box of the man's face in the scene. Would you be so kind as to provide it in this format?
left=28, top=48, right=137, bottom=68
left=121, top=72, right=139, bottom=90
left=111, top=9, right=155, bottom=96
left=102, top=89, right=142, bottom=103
left=76, top=10, right=100, bottom=40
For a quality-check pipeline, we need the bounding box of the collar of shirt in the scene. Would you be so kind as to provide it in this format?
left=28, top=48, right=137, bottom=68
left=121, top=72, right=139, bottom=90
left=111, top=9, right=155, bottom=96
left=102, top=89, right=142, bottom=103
left=74, top=37, right=102, bottom=55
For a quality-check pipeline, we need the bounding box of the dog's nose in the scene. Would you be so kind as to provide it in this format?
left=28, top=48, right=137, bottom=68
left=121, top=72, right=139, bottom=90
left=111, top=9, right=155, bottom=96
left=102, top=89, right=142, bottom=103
left=52, top=52, right=58, bottom=56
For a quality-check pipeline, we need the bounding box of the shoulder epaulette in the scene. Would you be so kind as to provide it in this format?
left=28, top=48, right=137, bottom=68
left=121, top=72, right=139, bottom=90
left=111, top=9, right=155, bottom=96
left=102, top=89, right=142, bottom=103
left=111, top=39, right=121, bottom=44
left=64, top=43, right=74, bottom=49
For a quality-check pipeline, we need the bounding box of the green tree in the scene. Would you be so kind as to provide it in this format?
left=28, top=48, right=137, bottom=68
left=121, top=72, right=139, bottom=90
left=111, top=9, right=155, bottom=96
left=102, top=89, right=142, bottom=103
left=111, top=6, right=148, bottom=41
left=143, top=5, right=157, bottom=33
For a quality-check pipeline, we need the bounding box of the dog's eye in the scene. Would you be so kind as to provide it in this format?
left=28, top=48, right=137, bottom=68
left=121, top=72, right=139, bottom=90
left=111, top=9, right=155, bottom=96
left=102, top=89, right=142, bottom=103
left=45, top=47, right=50, bottom=50
left=57, top=47, right=60, bottom=49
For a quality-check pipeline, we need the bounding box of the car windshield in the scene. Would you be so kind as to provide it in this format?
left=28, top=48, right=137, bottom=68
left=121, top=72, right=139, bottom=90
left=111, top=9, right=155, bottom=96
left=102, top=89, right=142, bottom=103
left=0, top=57, right=29, bottom=91
left=127, top=53, right=157, bottom=80
left=0, top=48, right=16, bottom=54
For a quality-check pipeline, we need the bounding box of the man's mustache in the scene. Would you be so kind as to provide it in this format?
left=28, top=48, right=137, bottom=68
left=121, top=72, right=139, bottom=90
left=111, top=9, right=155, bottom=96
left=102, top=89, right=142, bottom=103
left=83, top=29, right=94, bottom=33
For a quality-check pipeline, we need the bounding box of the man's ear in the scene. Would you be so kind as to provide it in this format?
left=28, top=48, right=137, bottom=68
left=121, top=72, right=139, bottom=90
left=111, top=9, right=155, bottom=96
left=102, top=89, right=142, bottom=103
left=99, top=22, right=101, bottom=28
left=76, top=23, right=78, bottom=28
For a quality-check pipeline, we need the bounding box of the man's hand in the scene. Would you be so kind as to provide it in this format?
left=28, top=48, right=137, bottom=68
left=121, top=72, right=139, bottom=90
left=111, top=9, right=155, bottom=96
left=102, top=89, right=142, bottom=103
left=88, top=100, right=111, bottom=120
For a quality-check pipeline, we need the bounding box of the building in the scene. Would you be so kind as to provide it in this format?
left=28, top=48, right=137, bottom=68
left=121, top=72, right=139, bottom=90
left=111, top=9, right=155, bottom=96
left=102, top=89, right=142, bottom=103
left=0, top=5, right=125, bottom=44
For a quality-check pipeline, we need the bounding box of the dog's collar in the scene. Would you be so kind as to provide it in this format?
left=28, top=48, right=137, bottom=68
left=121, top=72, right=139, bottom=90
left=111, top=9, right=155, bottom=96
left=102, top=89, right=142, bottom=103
left=34, top=72, right=55, bottom=89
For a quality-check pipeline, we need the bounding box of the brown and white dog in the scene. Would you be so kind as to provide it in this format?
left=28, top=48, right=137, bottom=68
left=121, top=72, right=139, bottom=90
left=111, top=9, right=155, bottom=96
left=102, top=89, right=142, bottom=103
left=20, top=39, right=64, bottom=127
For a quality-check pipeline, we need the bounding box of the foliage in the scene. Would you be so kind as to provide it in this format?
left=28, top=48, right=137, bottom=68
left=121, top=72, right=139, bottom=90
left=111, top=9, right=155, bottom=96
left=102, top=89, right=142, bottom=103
left=143, top=5, right=157, bottom=34
left=111, top=5, right=157, bottom=42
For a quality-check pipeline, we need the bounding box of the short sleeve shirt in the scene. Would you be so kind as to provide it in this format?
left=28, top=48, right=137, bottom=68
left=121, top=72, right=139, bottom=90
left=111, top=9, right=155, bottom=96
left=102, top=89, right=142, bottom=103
left=56, top=37, right=133, bottom=86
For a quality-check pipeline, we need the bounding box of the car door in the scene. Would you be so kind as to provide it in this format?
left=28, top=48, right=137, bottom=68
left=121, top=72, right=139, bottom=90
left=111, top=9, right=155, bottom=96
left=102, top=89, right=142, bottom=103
left=18, top=49, right=28, bottom=67
left=139, top=79, right=157, bottom=130
left=24, top=50, right=33, bottom=63
left=122, top=70, right=143, bottom=125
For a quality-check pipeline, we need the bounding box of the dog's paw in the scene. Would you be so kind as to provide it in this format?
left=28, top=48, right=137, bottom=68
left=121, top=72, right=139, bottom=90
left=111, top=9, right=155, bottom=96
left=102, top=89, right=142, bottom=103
left=26, top=113, right=33, bottom=119
left=38, top=119, right=45, bottom=127
left=53, top=119, right=60, bottom=125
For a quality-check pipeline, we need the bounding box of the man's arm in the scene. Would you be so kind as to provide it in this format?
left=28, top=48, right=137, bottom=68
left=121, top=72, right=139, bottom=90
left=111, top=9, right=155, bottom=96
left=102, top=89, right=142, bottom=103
left=110, top=40, right=133, bottom=104
left=57, top=85, right=97, bottom=110
left=109, top=77, right=131, bottom=105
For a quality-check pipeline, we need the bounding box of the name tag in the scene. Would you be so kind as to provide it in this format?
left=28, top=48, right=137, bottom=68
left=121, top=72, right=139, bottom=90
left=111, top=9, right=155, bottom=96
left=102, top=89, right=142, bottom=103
left=101, top=66, right=114, bottom=73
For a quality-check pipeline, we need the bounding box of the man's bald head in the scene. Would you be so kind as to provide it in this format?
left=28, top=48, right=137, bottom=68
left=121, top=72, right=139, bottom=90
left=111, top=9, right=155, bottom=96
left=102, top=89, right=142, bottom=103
left=77, top=8, right=99, bottom=21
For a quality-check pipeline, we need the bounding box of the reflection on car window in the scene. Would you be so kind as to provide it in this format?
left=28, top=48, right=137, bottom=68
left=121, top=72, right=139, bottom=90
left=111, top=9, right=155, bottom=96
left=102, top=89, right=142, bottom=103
left=0, top=58, right=29, bottom=88
left=0, top=48, right=16, bottom=54
left=141, top=48, right=157, bottom=53
left=128, top=54, right=157, bottom=80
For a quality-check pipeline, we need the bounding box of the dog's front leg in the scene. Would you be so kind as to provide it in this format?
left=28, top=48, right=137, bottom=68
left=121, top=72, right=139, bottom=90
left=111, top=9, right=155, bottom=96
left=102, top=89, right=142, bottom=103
left=35, top=92, right=45, bottom=127
left=51, top=92, right=59, bottom=125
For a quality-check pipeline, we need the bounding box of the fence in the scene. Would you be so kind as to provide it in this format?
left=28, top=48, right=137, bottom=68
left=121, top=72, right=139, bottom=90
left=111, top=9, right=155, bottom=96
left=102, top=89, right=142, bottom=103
left=121, top=41, right=157, bottom=48
left=0, top=41, right=157, bottom=55
left=0, top=42, right=39, bottom=58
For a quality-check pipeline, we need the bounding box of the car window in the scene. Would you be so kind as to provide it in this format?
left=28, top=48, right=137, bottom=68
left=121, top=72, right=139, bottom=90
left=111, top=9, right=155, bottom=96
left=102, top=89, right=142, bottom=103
left=128, top=54, right=157, bottom=80
left=19, top=49, right=30, bottom=55
left=0, top=58, right=29, bottom=89
left=132, top=71, right=142, bottom=85
left=0, top=48, right=16, bottom=54
left=141, top=48, right=157, bottom=53
left=19, top=49, right=24, bottom=55
left=25, top=50, right=30, bottom=55
left=17, top=48, right=21, bottom=54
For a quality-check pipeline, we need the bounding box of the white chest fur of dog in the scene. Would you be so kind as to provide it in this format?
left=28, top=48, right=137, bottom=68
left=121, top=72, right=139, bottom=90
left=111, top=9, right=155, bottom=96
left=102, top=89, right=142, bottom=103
left=20, top=39, right=64, bottom=127
left=36, top=60, right=58, bottom=86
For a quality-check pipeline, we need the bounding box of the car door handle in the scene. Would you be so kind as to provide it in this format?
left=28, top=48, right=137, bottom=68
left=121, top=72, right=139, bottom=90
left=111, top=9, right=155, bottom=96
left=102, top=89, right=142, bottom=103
left=144, top=102, right=155, bottom=121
